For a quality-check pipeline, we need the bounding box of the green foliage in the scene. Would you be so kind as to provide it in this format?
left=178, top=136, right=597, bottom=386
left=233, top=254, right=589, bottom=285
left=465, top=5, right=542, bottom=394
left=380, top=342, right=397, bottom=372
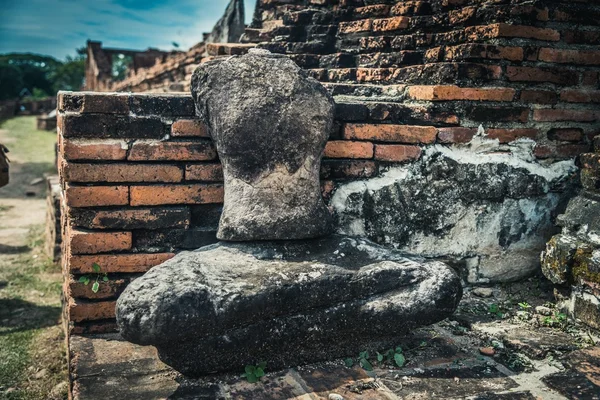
left=518, top=302, right=531, bottom=310
left=0, top=62, right=24, bottom=100
left=488, top=303, right=504, bottom=318
left=542, top=312, right=568, bottom=327
left=49, top=55, right=85, bottom=93
left=244, top=361, right=266, bottom=383
left=78, top=263, right=108, bottom=294
left=111, top=54, right=133, bottom=81
left=0, top=51, right=85, bottom=100
left=346, top=346, right=406, bottom=371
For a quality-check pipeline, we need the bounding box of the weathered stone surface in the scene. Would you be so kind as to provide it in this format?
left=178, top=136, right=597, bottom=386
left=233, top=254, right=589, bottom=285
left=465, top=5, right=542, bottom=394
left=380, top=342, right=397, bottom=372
left=331, top=133, right=576, bottom=283
left=117, top=235, right=462, bottom=376
left=191, top=50, right=334, bottom=241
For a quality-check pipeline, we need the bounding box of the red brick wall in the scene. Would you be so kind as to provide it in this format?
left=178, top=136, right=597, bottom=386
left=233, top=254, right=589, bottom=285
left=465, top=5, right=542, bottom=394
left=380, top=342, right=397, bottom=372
left=59, top=0, right=600, bottom=331
left=247, top=0, right=600, bottom=158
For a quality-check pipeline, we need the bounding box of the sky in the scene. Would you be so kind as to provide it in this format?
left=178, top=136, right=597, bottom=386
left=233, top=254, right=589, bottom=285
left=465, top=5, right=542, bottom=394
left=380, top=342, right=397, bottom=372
left=0, top=0, right=257, bottom=60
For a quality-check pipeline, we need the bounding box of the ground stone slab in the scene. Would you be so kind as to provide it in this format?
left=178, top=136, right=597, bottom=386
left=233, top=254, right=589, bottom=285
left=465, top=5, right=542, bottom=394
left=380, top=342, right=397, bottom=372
left=116, top=235, right=462, bottom=376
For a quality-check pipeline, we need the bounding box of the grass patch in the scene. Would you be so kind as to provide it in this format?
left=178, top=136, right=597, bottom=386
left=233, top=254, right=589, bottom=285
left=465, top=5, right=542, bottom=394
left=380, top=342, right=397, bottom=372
left=0, top=117, right=56, bottom=165
left=0, top=116, right=56, bottom=199
left=0, top=226, right=66, bottom=399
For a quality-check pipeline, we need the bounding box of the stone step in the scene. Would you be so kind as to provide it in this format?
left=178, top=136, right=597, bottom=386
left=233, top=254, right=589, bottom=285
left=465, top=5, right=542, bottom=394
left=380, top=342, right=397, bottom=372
left=205, top=43, right=257, bottom=57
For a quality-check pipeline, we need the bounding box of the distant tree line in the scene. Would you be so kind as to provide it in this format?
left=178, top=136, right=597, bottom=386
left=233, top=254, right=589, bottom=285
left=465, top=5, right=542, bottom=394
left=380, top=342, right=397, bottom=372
left=0, top=49, right=86, bottom=101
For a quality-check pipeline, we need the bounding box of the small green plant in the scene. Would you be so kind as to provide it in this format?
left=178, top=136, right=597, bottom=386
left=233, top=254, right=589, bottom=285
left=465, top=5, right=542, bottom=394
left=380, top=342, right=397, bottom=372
left=542, top=312, right=568, bottom=327
left=518, top=302, right=531, bottom=310
left=488, top=303, right=504, bottom=318
left=244, top=361, right=267, bottom=383
left=78, top=263, right=108, bottom=293
left=359, top=351, right=373, bottom=371
left=346, top=346, right=406, bottom=370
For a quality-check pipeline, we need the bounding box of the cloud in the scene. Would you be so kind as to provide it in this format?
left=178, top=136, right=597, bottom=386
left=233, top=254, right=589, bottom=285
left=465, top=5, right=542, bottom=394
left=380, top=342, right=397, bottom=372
left=0, top=0, right=257, bottom=60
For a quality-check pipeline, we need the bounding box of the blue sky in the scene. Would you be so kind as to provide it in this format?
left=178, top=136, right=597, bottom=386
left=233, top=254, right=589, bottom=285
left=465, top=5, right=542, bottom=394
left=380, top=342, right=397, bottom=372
left=0, top=0, right=257, bottom=60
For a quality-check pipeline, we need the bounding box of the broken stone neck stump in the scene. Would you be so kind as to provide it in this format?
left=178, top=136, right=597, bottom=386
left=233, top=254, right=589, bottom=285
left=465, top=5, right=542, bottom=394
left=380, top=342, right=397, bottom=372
left=116, top=51, right=463, bottom=377
left=191, top=49, right=333, bottom=241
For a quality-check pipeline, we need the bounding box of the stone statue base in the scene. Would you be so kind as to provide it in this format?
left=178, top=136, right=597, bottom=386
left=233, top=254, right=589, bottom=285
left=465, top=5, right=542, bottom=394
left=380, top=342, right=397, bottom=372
left=116, top=235, right=462, bottom=377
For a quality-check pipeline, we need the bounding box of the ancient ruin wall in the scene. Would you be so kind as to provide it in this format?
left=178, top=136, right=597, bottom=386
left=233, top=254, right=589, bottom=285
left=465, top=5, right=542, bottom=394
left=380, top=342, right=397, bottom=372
left=58, top=0, right=600, bottom=330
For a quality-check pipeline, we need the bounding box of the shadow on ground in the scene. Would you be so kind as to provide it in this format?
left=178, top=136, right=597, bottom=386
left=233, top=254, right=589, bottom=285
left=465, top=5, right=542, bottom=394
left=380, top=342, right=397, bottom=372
left=0, top=297, right=61, bottom=335
left=0, top=244, right=30, bottom=254
left=0, top=161, right=55, bottom=199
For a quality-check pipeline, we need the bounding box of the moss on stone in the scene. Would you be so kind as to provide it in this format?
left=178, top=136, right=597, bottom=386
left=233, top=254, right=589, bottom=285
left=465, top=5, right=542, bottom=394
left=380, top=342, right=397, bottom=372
left=572, top=245, right=600, bottom=284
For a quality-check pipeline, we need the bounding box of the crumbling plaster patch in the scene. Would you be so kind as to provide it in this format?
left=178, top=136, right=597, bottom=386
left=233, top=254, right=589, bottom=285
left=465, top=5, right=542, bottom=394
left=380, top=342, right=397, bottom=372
left=331, top=128, right=577, bottom=283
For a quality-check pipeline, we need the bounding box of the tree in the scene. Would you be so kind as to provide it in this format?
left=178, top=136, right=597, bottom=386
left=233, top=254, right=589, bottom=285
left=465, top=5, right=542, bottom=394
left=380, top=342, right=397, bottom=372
left=0, top=62, right=24, bottom=100
left=0, top=50, right=86, bottom=99
left=50, top=55, right=85, bottom=93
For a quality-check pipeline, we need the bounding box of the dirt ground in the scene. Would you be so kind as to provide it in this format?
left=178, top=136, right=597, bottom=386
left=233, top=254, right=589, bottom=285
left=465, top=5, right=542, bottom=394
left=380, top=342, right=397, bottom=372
left=0, top=116, right=67, bottom=400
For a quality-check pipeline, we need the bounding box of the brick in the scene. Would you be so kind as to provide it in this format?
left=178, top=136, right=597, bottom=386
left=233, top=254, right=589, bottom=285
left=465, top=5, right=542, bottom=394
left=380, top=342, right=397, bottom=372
left=448, top=7, right=476, bottom=24
left=328, top=68, right=357, bottom=82
left=519, top=90, right=558, bottom=104
left=506, top=66, right=578, bottom=86
left=539, top=48, right=600, bottom=65
left=582, top=71, right=599, bottom=87
left=69, top=207, right=191, bottom=230
left=59, top=92, right=131, bottom=114
left=468, top=107, right=529, bottom=123
left=547, top=128, right=584, bottom=142
left=61, top=139, right=128, bottom=161
left=128, top=94, right=195, bottom=118
left=62, top=163, right=183, bottom=183
left=171, top=119, right=210, bottom=137
left=533, top=109, right=600, bottom=122
left=69, top=276, right=131, bottom=300
left=556, top=144, right=591, bottom=159
left=372, top=17, right=410, bottom=32
left=68, top=299, right=117, bottom=322
left=354, top=5, right=390, bottom=18
left=185, top=164, right=224, bottom=181
left=68, top=276, right=129, bottom=300
left=496, top=23, right=560, bottom=41
left=65, top=186, right=129, bottom=207
left=486, top=129, right=538, bottom=143
left=437, top=127, right=477, bottom=144
left=62, top=114, right=166, bottom=139
left=339, top=19, right=372, bottom=34
left=534, top=144, right=554, bottom=159
left=81, top=93, right=129, bottom=114
left=408, top=85, right=515, bottom=101
left=560, top=90, right=600, bottom=103
left=69, top=230, right=132, bottom=255
left=320, top=160, right=378, bottom=180
left=128, top=140, right=217, bottom=161
left=391, top=1, right=429, bottom=16
left=444, top=44, right=523, bottom=62
left=344, top=124, right=437, bottom=143
left=130, top=184, right=224, bottom=206
left=67, top=253, right=175, bottom=273
left=359, top=37, right=389, bottom=52
left=563, top=30, right=600, bottom=45
left=356, top=68, right=394, bottom=82
left=335, top=103, right=370, bottom=122
left=374, top=144, right=422, bottom=162
left=324, top=141, right=374, bottom=159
